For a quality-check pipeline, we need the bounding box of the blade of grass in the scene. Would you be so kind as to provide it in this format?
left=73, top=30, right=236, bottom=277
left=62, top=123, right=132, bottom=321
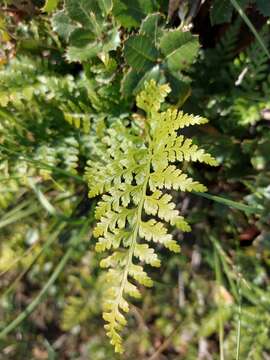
left=214, top=243, right=225, bottom=360
left=230, top=0, right=270, bottom=59
left=0, top=203, right=41, bottom=229
left=0, top=223, right=89, bottom=339
left=235, top=234, right=242, bottom=360
left=210, top=236, right=239, bottom=300
left=236, top=277, right=242, bottom=360
left=28, top=178, right=57, bottom=216
left=1, top=199, right=33, bottom=221
left=29, top=183, right=88, bottom=225
left=193, top=191, right=262, bottom=215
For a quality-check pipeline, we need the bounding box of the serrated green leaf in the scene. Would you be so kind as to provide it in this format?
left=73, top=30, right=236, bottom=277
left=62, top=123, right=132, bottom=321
left=66, top=0, right=102, bottom=33
left=160, top=31, right=199, bottom=72
left=124, top=34, right=159, bottom=72
left=113, top=0, right=157, bottom=29
left=139, top=13, right=164, bottom=43
left=65, top=43, right=102, bottom=62
left=51, top=11, right=77, bottom=40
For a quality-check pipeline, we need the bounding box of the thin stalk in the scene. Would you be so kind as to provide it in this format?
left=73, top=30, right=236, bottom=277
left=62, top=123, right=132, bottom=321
left=236, top=277, right=242, bottom=360
left=0, top=204, right=40, bottom=229
left=235, top=235, right=242, bottom=360
left=230, top=0, right=270, bottom=59
left=214, top=244, right=225, bottom=360
left=0, top=199, right=33, bottom=221
left=193, top=191, right=262, bottom=215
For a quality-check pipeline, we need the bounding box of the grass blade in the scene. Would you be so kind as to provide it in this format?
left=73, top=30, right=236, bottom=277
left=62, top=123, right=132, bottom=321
left=230, top=0, right=270, bottom=59
left=193, top=191, right=262, bottom=214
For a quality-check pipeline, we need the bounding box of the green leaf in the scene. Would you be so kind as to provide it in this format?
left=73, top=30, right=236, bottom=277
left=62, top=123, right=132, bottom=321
left=160, top=31, right=199, bottom=72
left=139, top=13, right=164, bottom=43
left=133, top=65, right=162, bottom=94
left=113, top=0, right=157, bottom=29
left=53, top=0, right=119, bottom=63
left=165, top=71, right=191, bottom=105
left=51, top=11, right=77, bottom=41
left=69, top=28, right=96, bottom=47
left=65, top=43, right=102, bottom=62
left=66, top=0, right=102, bottom=33
left=124, top=34, right=159, bottom=71
left=102, top=28, right=121, bottom=53
left=99, top=0, right=113, bottom=16
left=42, top=0, right=59, bottom=13
left=121, top=68, right=143, bottom=97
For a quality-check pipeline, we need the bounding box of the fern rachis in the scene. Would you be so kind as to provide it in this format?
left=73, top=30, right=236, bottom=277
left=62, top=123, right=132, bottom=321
left=85, top=80, right=218, bottom=352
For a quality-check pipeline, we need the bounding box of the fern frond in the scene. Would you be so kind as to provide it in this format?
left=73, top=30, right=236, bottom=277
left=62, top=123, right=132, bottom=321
left=85, top=80, right=217, bottom=353
left=61, top=100, right=91, bottom=133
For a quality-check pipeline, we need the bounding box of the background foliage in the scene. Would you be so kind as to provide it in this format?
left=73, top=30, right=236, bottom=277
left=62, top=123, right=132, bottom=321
left=0, top=0, right=270, bottom=359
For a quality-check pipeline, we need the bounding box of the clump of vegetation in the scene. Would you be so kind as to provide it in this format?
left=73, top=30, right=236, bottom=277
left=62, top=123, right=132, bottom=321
left=0, top=0, right=270, bottom=358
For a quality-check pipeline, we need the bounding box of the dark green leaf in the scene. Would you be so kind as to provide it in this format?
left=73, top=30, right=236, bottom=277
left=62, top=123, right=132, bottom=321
left=69, top=28, right=96, bottom=47
left=113, top=0, right=157, bottom=29
left=51, top=11, right=77, bottom=40
left=124, top=34, right=159, bottom=71
left=133, top=65, right=163, bottom=94
left=160, top=31, right=199, bottom=72
left=66, top=0, right=102, bottom=32
left=139, top=13, right=164, bottom=43
left=165, top=71, right=191, bottom=105
left=121, top=68, right=142, bottom=97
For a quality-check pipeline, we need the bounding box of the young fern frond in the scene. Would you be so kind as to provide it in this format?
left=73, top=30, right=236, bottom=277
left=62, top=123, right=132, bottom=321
left=85, top=80, right=218, bottom=353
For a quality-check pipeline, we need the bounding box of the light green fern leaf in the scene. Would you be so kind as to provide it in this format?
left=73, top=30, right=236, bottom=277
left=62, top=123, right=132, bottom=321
left=61, top=100, right=91, bottom=133
left=85, top=80, right=217, bottom=353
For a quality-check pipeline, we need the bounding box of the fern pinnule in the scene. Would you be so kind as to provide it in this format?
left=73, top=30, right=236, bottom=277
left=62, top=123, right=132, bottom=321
left=85, top=79, right=217, bottom=353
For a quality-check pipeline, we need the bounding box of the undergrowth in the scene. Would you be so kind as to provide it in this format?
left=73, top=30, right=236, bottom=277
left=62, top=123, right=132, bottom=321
left=0, top=0, right=270, bottom=358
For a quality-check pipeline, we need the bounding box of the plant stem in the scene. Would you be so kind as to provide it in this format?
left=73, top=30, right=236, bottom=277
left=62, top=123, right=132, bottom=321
left=230, top=0, right=270, bottom=59
left=214, top=244, right=225, bottom=360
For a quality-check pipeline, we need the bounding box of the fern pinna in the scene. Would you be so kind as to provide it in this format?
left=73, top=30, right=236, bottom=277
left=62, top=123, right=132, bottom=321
left=85, top=80, right=217, bottom=353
